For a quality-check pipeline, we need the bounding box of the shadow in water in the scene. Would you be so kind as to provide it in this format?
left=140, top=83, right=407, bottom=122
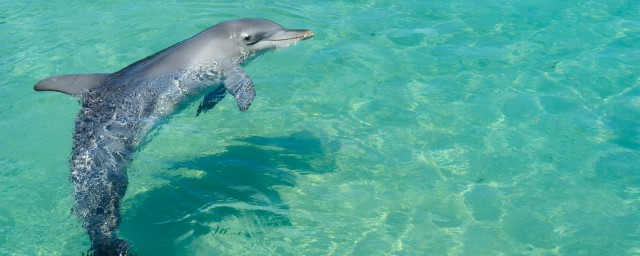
left=120, top=131, right=337, bottom=254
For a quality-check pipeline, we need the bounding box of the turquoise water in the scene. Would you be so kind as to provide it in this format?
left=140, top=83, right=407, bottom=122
left=1, top=0, right=639, bottom=255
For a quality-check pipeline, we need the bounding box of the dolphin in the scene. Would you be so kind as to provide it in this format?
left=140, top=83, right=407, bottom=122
left=33, top=18, right=313, bottom=255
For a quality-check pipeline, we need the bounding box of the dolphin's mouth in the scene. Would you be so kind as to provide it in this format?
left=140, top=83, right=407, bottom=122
left=265, top=30, right=315, bottom=43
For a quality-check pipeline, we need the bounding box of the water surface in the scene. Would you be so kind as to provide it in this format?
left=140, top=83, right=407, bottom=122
left=1, top=1, right=639, bottom=255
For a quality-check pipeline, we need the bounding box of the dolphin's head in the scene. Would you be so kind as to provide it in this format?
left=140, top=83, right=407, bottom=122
left=209, top=19, right=314, bottom=62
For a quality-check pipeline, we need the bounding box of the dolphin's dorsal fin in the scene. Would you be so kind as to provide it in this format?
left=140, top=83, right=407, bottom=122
left=224, top=67, right=255, bottom=112
left=34, top=73, right=110, bottom=96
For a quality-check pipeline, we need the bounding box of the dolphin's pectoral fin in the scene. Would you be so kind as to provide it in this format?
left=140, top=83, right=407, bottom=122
left=34, top=73, right=110, bottom=96
left=196, top=84, right=227, bottom=116
left=224, top=67, right=255, bottom=112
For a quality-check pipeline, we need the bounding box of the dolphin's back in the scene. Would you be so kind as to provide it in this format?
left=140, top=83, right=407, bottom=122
left=113, top=37, right=192, bottom=79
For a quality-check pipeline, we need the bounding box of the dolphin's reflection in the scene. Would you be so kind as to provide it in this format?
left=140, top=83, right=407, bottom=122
left=121, top=131, right=337, bottom=254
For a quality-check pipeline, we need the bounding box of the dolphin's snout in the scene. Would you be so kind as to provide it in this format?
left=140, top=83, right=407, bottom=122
left=303, top=30, right=315, bottom=39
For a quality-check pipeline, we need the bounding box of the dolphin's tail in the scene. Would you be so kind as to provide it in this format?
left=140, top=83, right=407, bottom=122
left=74, top=167, right=132, bottom=256
left=71, top=165, right=131, bottom=255
left=73, top=166, right=131, bottom=256
left=71, top=150, right=132, bottom=255
left=87, top=233, right=130, bottom=256
left=69, top=113, right=136, bottom=255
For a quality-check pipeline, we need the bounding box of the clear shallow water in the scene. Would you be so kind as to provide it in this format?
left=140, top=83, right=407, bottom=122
left=1, top=0, right=639, bottom=255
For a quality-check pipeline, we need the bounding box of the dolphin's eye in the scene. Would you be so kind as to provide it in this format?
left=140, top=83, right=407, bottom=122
left=241, top=33, right=260, bottom=45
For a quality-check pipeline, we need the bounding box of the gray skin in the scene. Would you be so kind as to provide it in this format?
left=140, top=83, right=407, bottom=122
left=34, top=18, right=313, bottom=255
